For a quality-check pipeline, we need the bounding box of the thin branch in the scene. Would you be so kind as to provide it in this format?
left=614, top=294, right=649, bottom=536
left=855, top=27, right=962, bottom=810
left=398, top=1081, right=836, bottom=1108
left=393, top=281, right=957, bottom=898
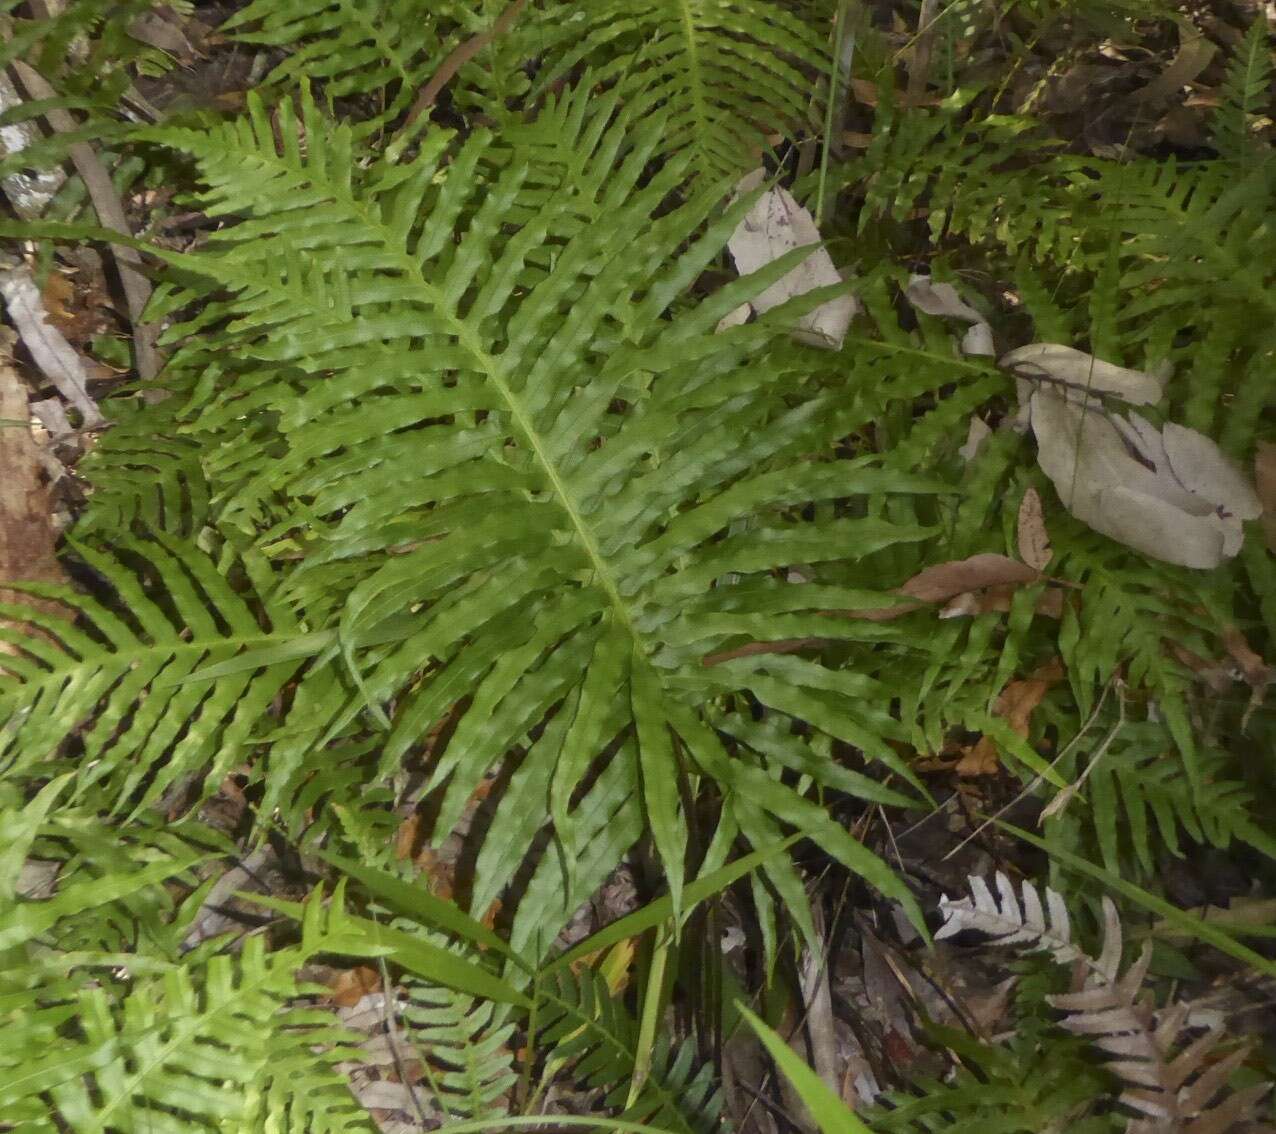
left=10, top=59, right=162, bottom=383
left=405, top=0, right=528, bottom=125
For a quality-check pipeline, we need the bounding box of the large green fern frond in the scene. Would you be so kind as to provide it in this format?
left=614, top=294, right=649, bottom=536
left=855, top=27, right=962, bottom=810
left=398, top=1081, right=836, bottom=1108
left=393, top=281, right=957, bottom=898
left=139, top=83, right=935, bottom=952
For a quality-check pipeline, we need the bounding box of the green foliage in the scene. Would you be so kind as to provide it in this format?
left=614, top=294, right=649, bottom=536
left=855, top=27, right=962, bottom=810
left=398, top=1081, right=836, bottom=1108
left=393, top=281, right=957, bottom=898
left=536, top=967, right=722, bottom=1133
left=115, top=80, right=936, bottom=954
left=869, top=1025, right=1116, bottom=1134
left=1212, top=17, right=1275, bottom=170
left=2, top=1, right=1275, bottom=1131
left=0, top=536, right=308, bottom=814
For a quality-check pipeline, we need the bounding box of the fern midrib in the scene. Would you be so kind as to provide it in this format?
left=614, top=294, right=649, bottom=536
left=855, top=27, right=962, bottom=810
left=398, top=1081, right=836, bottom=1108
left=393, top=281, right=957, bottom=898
left=675, top=0, right=712, bottom=172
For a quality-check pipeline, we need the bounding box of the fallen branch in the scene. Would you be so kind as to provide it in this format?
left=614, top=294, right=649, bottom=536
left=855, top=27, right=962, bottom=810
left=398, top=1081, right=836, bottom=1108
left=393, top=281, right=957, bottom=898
left=11, top=59, right=162, bottom=383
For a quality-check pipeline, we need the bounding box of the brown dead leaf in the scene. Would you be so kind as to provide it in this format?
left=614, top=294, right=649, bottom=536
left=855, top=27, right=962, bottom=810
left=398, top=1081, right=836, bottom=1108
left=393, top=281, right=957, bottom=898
left=394, top=812, right=422, bottom=861
left=956, top=659, right=1064, bottom=777
left=1222, top=626, right=1271, bottom=688
left=328, top=966, right=382, bottom=1008
left=1128, top=22, right=1216, bottom=108
left=850, top=77, right=941, bottom=107
left=900, top=554, right=1040, bottom=603
left=1255, top=442, right=1276, bottom=554
left=1017, top=488, right=1052, bottom=570
left=1169, top=642, right=1233, bottom=695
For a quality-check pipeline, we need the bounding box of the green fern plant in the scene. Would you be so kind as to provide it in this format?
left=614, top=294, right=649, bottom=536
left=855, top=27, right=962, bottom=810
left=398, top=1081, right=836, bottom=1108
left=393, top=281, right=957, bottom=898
left=102, top=81, right=937, bottom=959
left=0, top=535, right=310, bottom=814
left=1212, top=16, right=1274, bottom=171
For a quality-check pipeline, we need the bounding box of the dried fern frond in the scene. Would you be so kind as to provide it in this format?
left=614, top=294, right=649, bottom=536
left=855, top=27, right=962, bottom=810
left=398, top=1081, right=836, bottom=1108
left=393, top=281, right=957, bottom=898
left=937, top=875, right=1272, bottom=1133
left=935, top=871, right=1120, bottom=978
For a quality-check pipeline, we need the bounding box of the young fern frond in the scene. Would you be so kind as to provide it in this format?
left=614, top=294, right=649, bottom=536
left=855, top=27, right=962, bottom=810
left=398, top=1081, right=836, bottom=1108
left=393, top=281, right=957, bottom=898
left=4, top=935, right=375, bottom=1132
left=140, top=83, right=934, bottom=951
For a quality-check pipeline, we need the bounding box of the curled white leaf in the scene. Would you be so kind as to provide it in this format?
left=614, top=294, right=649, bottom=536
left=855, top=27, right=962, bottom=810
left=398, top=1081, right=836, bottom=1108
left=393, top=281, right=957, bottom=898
left=1001, top=343, right=1164, bottom=405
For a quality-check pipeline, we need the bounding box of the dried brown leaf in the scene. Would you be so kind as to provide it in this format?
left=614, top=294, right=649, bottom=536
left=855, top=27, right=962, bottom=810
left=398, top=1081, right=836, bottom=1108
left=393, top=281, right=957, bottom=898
left=1221, top=626, right=1270, bottom=688
left=0, top=267, right=104, bottom=427
left=0, top=334, right=67, bottom=633
left=1016, top=487, right=1052, bottom=570
left=956, top=659, right=1063, bottom=775
left=329, top=966, right=383, bottom=1008
left=898, top=553, right=1039, bottom=603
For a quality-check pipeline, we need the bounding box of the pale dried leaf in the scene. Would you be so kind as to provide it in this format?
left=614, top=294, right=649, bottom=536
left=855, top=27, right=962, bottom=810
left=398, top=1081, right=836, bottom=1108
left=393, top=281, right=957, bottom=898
left=960, top=321, right=995, bottom=356
left=898, top=553, right=1039, bottom=603
left=716, top=301, right=752, bottom=332
left=1030, top=388, right=1241, bottom=568
left=1094, top=896, right=1124, bottom=983
left=29, top=397, right=73, bottom=438
left=727, top=169, right=858, bottom=349
left=935, top=872, right=1083, bottom=965
left=1255, top=442, right=1276, bottom=553
left=0, top=268, right=103, bottom=427
left=904, top=274, right=994, bottom=357
left=959, top=415, right=992, bottom=462
left=1017, top=487, right=1052, bottom=570
left=1162, top=423, right=1262, bottom=520
left=0, top=71, right=66, bottom=219
left=1002, top=343, right=1164, bottom=405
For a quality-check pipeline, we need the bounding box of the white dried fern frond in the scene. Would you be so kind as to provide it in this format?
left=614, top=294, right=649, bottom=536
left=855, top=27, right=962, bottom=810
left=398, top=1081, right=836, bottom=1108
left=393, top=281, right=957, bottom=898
left=935, top=871, right=1117, bottom=976
left=936, top=873, right=1272, bottom=1133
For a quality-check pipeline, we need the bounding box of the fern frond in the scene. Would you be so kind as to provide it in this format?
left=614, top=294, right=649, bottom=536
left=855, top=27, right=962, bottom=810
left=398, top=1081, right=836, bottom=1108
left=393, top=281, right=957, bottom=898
left=1211, top=17, right=1274, bottom=169
left=3, top=934, right=374, bottom=1132
left=536, top=967, right=721, bottom=1134
left=0, top=535, right=308, bottom=812
left=396, top=974, right=517, bottom=1121
left=935, top=871, right=1089, bottom=970
left=221, top=0, right=452, bottom=135
left=141, top=84, right=935, bottom=949
left=1051, top=961, right=1270, bottom=1132
left=938, top=876, right=1271, bottom=1132
left=837, top=103, right=1100, bottom=263
left=534, top=0, right=829, bottom=176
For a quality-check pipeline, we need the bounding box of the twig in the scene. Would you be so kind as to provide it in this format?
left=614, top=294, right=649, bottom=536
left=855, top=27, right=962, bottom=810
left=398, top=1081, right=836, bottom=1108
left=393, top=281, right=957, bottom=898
left=1037, top=688, right=1126, bottom=822
left=11, top=59, right=162, bottom=383
left=405, top=0, right=528, bottom=126
left=941, top=675, right=1117, bottom=862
